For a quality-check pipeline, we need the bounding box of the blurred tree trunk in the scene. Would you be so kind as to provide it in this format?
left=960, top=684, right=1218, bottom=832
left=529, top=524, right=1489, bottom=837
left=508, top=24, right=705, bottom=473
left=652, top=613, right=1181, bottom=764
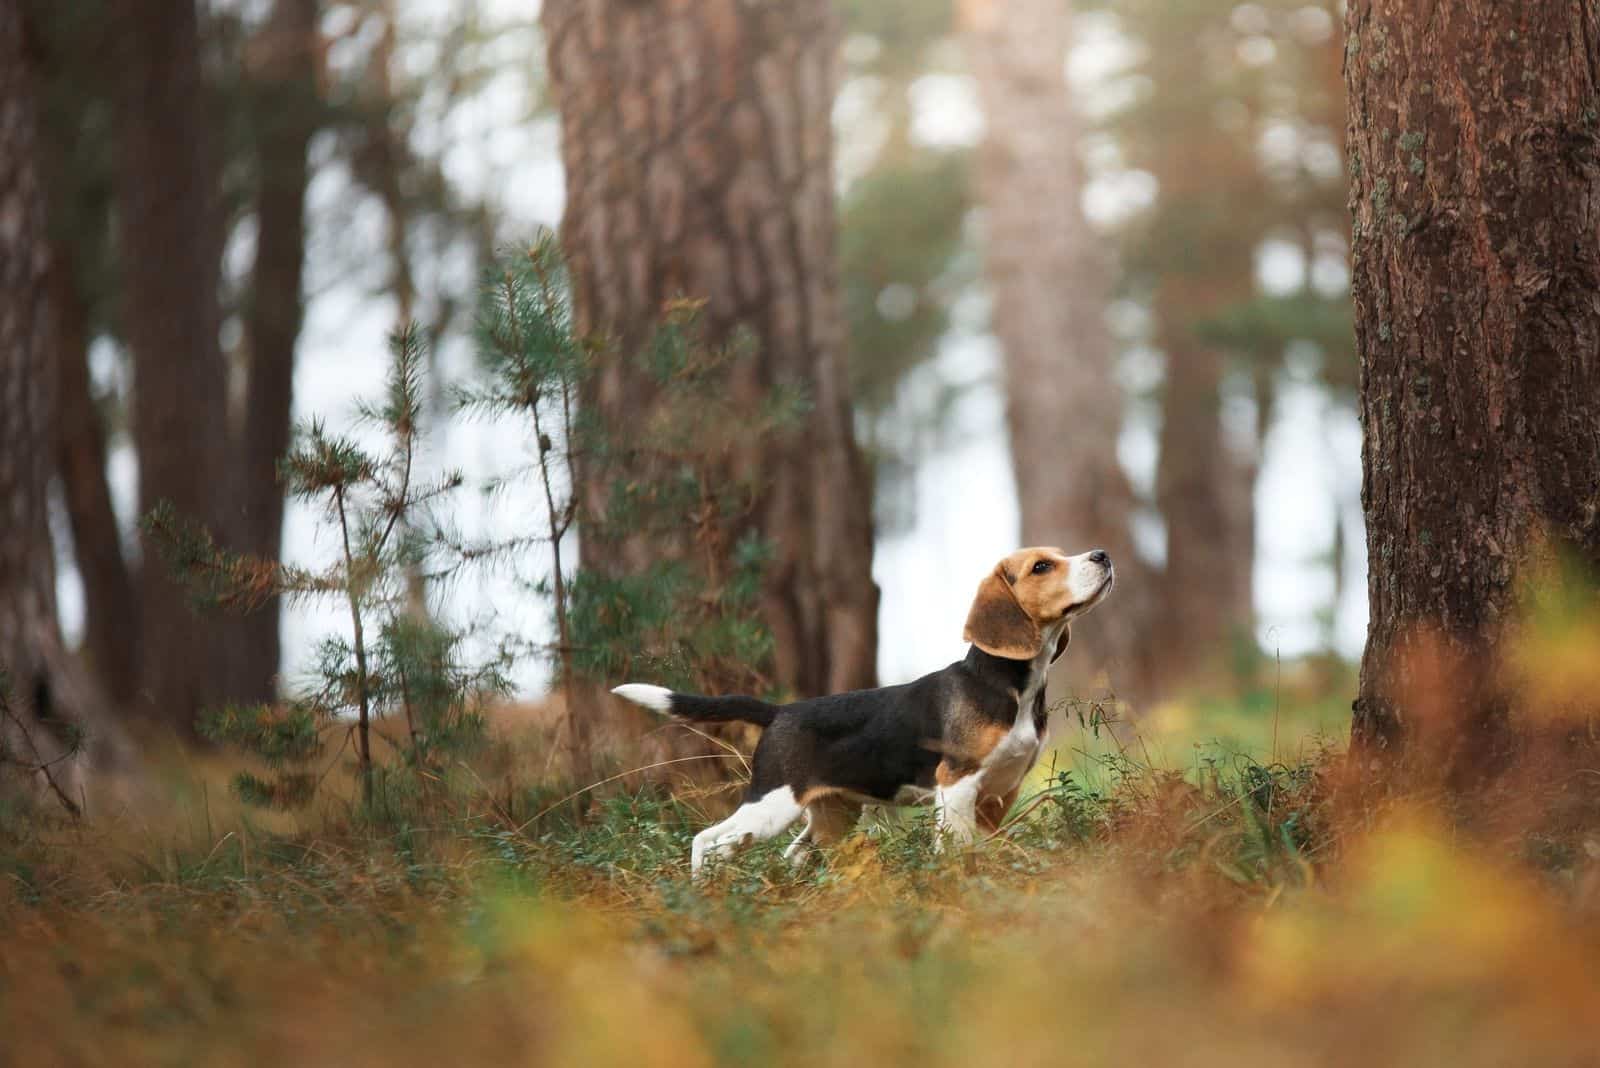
left=1142, top=22, right=1260, bottom=693
left=1153, top=319, right=1256, bottom=687
left=1346, top=0, right=1600, bottom=768
left=115, top=0, right=231, bottom=736
left=1, top=1, right=130, bottom=796
left=234, top=0, right=320, bottom=706
left=962, top=0, right=1156, bottom=698
left=51, top=251, right=138, bottom=704
left=542, top=1, right=879, bottom=707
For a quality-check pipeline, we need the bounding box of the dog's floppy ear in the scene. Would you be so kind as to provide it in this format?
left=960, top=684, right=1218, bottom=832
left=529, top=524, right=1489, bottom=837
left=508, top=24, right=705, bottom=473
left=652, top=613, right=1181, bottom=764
left=964, top=563, right=1042, bottom=660
left=1051, top=623, right=1072, bottom=664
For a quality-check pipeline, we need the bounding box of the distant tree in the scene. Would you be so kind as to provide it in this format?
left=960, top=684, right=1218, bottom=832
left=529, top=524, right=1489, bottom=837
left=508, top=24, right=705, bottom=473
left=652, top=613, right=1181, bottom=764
left=1345, top=0, right=1600, bottom=765
left=234, top=0, right=322, bottom=710
left=540, top=1, right=879, bottom=700
left=1104, top=0, right=1351, bottom=691
left=113, top=0, right=233, bottom=734
left=0, top=0, right=129, bottom=804
left=963, top=0, right=1154, bottom=695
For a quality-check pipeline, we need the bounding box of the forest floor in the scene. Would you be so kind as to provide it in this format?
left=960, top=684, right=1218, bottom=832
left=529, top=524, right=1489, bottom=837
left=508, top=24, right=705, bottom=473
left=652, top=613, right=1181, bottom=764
left=5, top=666, right=1600, bottom=1067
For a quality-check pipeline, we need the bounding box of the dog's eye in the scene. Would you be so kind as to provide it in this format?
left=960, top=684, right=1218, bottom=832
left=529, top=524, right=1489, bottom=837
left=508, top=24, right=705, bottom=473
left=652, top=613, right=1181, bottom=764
left=1031, top=560, right=1053, bottom=575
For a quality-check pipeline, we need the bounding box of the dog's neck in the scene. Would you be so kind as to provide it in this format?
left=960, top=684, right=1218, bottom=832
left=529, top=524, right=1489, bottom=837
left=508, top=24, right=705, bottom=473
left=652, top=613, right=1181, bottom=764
left=963, top=617, right=1067, bottom=700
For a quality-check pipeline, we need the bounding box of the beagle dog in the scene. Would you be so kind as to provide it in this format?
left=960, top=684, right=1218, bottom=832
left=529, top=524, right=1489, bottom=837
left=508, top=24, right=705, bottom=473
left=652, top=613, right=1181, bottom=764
left=612, top=547, right=1114, bottom=873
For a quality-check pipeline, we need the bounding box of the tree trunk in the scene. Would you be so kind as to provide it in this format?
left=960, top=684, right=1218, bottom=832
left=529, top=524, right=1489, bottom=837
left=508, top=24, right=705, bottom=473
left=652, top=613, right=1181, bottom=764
left=1, top=0, right=130, bottom=798
left=234, top=0, right=320, bottom=706
left=1154, top=321, right=1256, bottom=687
left=962, top=0, right=1156, bottom=697
left=115, top=0, right=231, bottom=735
left=1346, top=0, right=1600, bottom=767
left=542, top=0, right=879, bottom=700
left=51, top=250, right=139, bottom=704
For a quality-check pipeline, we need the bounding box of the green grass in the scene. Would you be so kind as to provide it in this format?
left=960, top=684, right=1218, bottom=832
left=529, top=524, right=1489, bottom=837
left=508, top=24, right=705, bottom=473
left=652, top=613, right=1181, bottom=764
left=5, top=671, right=1600, bottom=1066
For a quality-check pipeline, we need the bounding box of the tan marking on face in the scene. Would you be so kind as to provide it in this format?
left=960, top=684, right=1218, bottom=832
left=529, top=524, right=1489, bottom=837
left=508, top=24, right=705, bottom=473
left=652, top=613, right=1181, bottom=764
left=963, top=547, right=1081, bottom=659
left=999, top=546, right=1078, bottom=624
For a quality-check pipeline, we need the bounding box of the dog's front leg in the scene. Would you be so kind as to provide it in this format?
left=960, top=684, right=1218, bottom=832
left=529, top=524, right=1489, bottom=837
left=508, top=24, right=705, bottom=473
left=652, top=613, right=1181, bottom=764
left=934, top=773, right=980, bottom=851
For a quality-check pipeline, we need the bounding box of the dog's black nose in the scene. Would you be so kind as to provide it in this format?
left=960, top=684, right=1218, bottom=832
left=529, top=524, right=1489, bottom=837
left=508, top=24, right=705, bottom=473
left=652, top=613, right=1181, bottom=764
left=1089, top=549, right=1110, bottom=566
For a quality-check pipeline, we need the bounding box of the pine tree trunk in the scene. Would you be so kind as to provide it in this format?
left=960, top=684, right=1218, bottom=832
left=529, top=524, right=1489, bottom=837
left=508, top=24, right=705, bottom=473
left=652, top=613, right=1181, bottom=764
left=51, top=250, right=139, bottom=704
left=963, top=0, right=1155, bottom=697
left=542, top=0, right=879, bottom=700
left=1346, top=0, right=1600, bottom=767
left=1154, top=322, right=1256, bottom=687
left=115, top=0, right=231, bottom=735
left=1, top=1, right=130, bottom=796
left=234, top=0, right=320, bottom=706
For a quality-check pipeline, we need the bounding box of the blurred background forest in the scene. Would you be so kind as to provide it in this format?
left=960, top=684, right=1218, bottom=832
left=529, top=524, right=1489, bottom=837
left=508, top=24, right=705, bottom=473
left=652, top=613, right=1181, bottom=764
left=9, top=2, right=1600, bottom=1064
left=10, top=0, right=1356, bottom=756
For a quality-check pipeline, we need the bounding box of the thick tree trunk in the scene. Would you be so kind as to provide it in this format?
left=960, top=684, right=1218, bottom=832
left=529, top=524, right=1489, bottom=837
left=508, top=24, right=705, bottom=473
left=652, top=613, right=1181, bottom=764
left=1346, top=0, right=1600, bottom=767
left=234, top=0, right=320, bottom=705
left=1, top=1, right=130, bottom=799
left=115, top=0, right=231, bottom=735
left=962, top=0, right=1156, bottom=697
left=542, top=0, right=879, bottom=700
left=51, top=252, right=138, bottom=704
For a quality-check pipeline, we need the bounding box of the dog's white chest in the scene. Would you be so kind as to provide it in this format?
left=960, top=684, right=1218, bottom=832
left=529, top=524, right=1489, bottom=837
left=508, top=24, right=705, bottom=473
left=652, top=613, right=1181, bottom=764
left=981, top=678, right=1046, bottom=795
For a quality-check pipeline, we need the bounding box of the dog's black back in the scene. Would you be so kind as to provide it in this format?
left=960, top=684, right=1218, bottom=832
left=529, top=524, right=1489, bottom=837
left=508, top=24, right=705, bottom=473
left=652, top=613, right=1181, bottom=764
left=728, top=646, right=1037, bottom=804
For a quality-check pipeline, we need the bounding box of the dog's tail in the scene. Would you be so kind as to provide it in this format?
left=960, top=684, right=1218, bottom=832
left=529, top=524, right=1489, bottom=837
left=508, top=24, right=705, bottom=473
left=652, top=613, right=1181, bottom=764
left=609, top=684, right=781, bottom=729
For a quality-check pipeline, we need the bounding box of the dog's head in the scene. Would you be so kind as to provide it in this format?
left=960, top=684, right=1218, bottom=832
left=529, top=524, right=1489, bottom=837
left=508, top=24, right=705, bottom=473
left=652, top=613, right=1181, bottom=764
left=962, top=547, right=1115, bottom=661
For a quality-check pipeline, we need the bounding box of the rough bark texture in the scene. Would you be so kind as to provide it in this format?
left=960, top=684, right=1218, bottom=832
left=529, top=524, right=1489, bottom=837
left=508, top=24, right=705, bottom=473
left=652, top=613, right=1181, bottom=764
left=234, top=0, right=320, bottom=705
left=115, top=0, right=231, bottom=734
left=1, top=1, right=129, bottom=792
left=962, top=0, right=1156, bottom=696
left=541, top=0, right=879, bottom=700
left=1346, top=0, right=1600, bottom=763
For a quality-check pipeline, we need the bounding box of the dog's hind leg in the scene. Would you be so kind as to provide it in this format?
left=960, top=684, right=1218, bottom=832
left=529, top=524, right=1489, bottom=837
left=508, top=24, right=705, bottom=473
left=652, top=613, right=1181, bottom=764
left=691, top=786, right=804, bottom=875
left=782, top=811, right=815, bottom=867
left=785, top=796, right=861, bottom=869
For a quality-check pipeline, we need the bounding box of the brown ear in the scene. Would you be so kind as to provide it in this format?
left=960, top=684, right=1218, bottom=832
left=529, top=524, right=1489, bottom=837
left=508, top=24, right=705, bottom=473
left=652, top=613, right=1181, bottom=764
left=963, top=564, right=1042, bottom=660
left=1051, top=623, right=1072, bottom=664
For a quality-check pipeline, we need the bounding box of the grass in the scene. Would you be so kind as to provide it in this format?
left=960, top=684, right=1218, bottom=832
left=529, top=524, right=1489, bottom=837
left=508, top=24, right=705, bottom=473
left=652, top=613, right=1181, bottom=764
left=5, top=671, right=1600, bottom=1067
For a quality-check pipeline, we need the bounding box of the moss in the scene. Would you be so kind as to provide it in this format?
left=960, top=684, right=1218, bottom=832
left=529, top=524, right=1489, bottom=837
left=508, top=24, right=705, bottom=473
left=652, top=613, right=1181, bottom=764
left=1373, top=176, right=1391, bottom=216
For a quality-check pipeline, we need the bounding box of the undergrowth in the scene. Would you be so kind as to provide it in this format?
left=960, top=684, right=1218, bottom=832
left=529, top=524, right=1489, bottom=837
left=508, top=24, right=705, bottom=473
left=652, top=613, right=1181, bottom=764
left=6, top=694, right=1600, bottom=1066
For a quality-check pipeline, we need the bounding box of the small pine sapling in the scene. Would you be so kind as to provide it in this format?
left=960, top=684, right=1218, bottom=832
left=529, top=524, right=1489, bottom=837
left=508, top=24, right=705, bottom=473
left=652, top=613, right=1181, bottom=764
left=146, top=325, right=502, bottom=812
left=463, top=234, right=806, bottom=793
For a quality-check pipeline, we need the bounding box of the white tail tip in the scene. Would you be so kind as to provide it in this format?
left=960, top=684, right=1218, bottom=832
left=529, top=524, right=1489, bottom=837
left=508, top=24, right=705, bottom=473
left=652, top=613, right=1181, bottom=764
left=611, top=683, right=674, bottom=713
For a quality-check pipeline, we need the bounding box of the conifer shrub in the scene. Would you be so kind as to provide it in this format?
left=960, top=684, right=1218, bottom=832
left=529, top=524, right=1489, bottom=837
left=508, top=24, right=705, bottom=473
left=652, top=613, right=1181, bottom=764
left=146, top=324, right=503, bottom=813
left=147, top=234, right=802, bottom=813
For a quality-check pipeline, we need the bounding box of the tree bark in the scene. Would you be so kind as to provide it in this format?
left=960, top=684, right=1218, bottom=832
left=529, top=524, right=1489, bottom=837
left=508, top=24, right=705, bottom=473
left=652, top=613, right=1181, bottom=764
left=962, top=0, right=1156, bottom=697
left=541, top=0, right=879, bottom=700
left=115, top=0, right=231, bottom=734
left=1, top=0, right=130, bottom=796
left=1346, top=0, right=1600, bottom=767
left=234, top=0, right=320, bottom=706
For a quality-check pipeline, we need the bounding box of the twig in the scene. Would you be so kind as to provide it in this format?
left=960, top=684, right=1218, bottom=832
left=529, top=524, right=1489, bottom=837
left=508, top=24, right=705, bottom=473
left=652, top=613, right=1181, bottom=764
left=0, top=687, right=83, bottom=818
left=516, top=754, right=748, bottom=833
